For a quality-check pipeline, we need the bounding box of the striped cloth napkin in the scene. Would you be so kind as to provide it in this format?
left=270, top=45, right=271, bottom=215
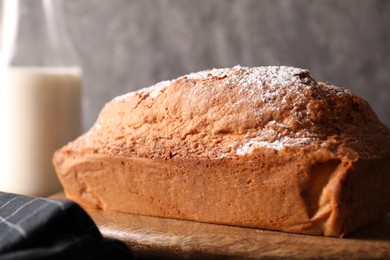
left=0, top=192, right=134, bottom=259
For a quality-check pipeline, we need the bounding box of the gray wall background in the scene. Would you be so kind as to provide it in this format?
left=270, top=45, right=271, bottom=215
left=62, top=0, right=389, bottom=129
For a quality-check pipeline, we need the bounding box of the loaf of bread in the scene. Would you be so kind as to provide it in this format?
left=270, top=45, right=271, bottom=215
left=53, top=66, right=390, bottom=237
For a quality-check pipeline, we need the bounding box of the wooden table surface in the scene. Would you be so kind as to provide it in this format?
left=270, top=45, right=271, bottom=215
left=51, top=193, right=390, bottom=259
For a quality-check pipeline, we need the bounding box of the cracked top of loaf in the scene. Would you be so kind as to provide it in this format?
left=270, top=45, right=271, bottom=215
left=66, top=65, right=390, bottom=160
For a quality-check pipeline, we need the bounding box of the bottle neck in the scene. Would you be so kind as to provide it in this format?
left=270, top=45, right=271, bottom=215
left=0, top=0, right=79, bottom=68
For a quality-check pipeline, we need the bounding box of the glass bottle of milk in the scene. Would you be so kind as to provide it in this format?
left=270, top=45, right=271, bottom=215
left=0, top=0, right=81, bottom=196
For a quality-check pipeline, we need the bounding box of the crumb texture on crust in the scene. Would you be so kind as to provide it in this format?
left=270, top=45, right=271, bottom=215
left=67, top=65, right=390, bottom=160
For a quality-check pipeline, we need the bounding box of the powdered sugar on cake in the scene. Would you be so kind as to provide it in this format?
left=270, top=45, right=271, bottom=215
left=104, top=65, right=358, bottom=159
left=186, top=66, right=317, bottom=113
left=185, top=65, right=312, bottom=90
left=115, top=80, right=171, bottom=101
left=184, top=65, right=320, bottom=155
left=236, top=137, right=312, bottom=155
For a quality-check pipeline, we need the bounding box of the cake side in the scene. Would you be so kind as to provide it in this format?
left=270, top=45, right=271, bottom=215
left=53, top=143, right=390, bottom=237
left=53, top=145, right=345, bottom=236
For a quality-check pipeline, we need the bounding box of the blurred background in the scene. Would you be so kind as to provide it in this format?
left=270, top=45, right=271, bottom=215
left=12, top=0, right=390, bottom=129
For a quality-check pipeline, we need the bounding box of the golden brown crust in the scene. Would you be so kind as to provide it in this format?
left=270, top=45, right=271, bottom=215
left=53, top=66, right=390, bottom=237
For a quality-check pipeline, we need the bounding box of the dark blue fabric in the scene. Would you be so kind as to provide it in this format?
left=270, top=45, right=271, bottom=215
left=0, top=192, right=134, bottom=259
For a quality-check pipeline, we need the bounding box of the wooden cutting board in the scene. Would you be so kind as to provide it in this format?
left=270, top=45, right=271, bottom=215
left=51, top=193, right=390, bottom=259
